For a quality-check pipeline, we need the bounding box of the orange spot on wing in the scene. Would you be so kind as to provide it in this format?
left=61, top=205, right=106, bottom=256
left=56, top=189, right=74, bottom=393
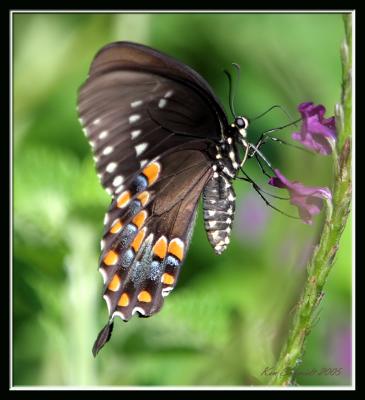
left=142, top=162, right=161, bottom=186
left=108, top=274, right=121, bottom=291
left=137, top=191, right=150, bottom=206
left=104, top=250, right=118, bottom=266
left=153, top=236, right=168, bottom=259
left=168, top=238, right=184, bottom=261
left=132, top=210, right=147, bottom=229
left=161, top=272, right=175, bottom=285
left=110, top=219, right=123, bottom=234
left=138, top=290, right=152, bottom=303
left=131, top=228, right=146, bottom=252
left=118, top=293, right=129, bottom=307
left=117, top=191, right=131, bottom=208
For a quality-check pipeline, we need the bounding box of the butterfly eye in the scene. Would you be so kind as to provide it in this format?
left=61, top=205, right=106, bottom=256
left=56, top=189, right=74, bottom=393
left=235, top=116, right=249, bottom=129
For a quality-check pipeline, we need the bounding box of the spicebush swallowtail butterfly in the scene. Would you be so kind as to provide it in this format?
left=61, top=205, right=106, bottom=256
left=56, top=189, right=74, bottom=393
left=78, top=41, right=267, bottom=356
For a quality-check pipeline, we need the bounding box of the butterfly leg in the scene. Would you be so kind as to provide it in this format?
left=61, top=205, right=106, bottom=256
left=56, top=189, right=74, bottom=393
left=254, top=154, right=272, bottom=179
left=238, top=169, right=298, bottom=218
left=255, top=135, right=313, bottom=154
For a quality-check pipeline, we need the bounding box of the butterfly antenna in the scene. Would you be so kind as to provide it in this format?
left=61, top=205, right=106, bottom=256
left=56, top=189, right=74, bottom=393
left=251, top=104, right=299, bottom=128
left=224, top=63, right=241, bottom=118
left=223, top=69, right=237, bottom=118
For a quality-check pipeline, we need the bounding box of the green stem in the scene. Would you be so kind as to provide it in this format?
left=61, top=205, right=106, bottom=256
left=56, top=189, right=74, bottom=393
left=269, top=14, right=352, bottom=386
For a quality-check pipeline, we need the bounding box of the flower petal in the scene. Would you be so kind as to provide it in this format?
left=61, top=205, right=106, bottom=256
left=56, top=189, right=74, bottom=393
left=268, top=169, right=332, bottom=224
left=292, top=102, right=337, bottom=155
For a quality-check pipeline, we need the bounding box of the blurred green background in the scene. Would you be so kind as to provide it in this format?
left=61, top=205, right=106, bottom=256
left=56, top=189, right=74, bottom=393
left=13, top=13, right=351, bottom=387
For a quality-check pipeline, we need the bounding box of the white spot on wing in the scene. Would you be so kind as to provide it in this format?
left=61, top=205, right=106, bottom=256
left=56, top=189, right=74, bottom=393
left=132, top=307, right=146, bottom=316
left=106, top=188, right=113, bottom=195
left=93, top=118, right=101, bottom=125
left=113, top=175, right=124, bottom=187
left=208, top=221, right=217, bottom=228
left=103, top=146, right=114, bottom=155
left=158, top=98, right=167, bottom=108
left=162, top=287, right=173, bottom=297
left=98, top=130, right=108, bottom=139
left=99, top=268, right=107, bottom=284
left=164, top=90, right=173, bottom=98
left=100, top=240, right=105, bottom=250
left=82, top=127, right=89, bottom=136
left=106, top=162, right=117, bottom=173
left=140, top=159, right=148, bottom=168
left=104, top=214, right=109, bottom=225
left=129, top=114, right=141, bottom=124
left=135, top=142, right=148, bottom=156
left=131, top=100, right=143, bottom=108
left=131, top=129, right=142, bottom=139
left=208, top=210, right=216, bottom=217
left=112, top=311, right=126, bottom=321
left=103, top=294, right=112, bottom=314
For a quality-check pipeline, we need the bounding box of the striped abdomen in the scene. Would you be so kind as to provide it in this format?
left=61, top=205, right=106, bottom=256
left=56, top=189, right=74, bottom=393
left=202, top=174, right=235, bottom=254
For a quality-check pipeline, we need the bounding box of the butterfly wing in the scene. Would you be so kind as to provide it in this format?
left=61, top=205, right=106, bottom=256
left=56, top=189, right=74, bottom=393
left=78, top=42, right=229, bottom=355
left=78, top=41, right=228, bottom=196
left=88, top=41, right=227, bottom=125
left=93, top=150, right=212, bottom=355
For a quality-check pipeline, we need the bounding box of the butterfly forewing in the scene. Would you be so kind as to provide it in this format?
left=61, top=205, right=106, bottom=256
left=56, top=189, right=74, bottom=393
left=89, top=41, right=228, bottom=122
left=79, top=70, right=225, bottom=196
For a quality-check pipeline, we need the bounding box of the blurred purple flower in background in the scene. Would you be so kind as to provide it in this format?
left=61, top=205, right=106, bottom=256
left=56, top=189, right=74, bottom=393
left=292, top=102, right=337, bottom=155
left=268, top=169, right=332, bottom=224
left=234, top=193, right=270, bottom=244
left=329, top=326, right=352, bottom=377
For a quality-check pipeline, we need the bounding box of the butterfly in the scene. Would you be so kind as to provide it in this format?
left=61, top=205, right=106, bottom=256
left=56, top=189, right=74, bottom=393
left=77, top=41, right=254, bottom=356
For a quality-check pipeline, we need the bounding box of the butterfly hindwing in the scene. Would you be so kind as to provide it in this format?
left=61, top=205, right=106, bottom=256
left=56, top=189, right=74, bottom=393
left=92, top=150, right=213, bottom=355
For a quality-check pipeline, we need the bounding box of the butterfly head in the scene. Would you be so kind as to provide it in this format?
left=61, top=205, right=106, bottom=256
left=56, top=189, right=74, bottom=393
left=231, top=116, right=249, bottom=139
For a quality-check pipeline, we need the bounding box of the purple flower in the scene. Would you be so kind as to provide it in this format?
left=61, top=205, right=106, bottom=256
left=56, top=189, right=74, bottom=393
left=292, top=102, right=337, bottom=155
left=268, top=169, right=332, bottom=224
left=235, top=192, right=270, bottom=243
left=329, top=326, right=352, bottom=377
